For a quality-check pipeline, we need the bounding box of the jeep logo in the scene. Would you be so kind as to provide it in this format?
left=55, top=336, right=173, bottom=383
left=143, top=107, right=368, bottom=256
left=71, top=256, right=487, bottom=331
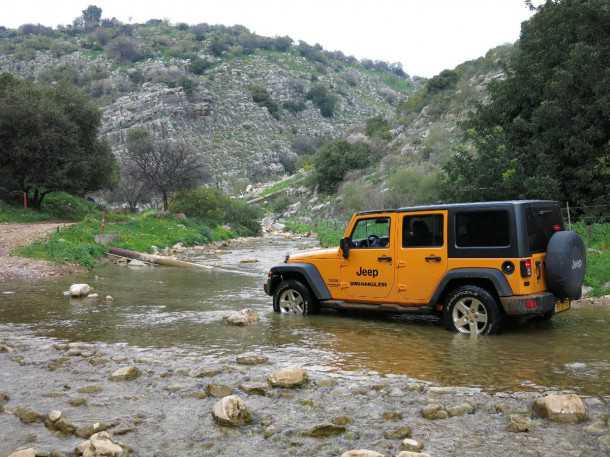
left=571, top=259, right=583, bottom=270
left=356, top=267, right=379, bottom=278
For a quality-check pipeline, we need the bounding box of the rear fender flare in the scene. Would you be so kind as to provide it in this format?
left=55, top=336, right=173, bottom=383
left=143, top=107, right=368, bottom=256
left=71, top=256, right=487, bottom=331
left=429, top=268, right=513, bottom=306
left=269, top=263, right=331, bottom=300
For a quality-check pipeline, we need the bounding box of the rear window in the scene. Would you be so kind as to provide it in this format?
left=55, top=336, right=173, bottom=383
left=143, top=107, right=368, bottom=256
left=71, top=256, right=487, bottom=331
left=526, top=206, right=563, bottom=253
left=456, top=210, right=510, bottom=247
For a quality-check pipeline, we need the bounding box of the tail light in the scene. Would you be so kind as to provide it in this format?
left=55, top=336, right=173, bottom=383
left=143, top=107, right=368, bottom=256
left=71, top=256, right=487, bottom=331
left=552, top=224, right=562, bottom=232
left=520, top=259, right=532, bottom=277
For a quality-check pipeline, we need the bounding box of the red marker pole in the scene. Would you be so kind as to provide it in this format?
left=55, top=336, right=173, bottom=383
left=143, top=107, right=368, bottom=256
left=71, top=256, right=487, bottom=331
left=23, top=192, right=28, bottom=209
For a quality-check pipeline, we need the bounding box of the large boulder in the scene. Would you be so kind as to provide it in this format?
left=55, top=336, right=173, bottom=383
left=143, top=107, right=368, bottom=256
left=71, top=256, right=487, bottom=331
left=532, top=394, right=588, bottom=423
left=224, top=309, right=258, bottom=326
left=69, top=284, right=92, bottom=297
left=268, top=367, right=308, bottom=388
left=76, top=431, right=124, bottom=457
left=110, top=366, right=140, bottom=381
left=7, top=449, right=36, bottom=457
left=212, top=395, right=252, bottom=426
left=341, top=451, right=385, bottom=457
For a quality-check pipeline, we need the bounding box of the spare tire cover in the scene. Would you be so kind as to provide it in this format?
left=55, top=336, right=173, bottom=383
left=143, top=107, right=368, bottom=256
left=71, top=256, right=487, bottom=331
left=544, top=231, right=586, bottom=299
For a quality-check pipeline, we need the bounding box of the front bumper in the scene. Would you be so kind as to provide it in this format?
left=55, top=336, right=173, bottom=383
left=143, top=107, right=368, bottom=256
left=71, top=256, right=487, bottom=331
left=500, top=292, right=564, bottom=316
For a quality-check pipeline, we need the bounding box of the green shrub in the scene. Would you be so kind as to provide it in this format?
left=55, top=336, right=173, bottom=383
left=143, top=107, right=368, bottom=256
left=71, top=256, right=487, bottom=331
left=306, top=84, right=338, bottom=118
left=190, top=56, right=213, bottom=75
left=41, top=192, right=99, bottom=220
left=250, top=84, right=280, bottom=119
left=365, top=116, right=392, bottom=141
left=313, top=140, right=371, bottom=192
left=106, top=37, right=141, bottom=63
left=282, top=100, right=306, bottom=114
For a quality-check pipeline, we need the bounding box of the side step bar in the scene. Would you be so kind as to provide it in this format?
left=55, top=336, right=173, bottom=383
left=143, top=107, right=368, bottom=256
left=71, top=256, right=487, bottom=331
left=322, top=300, right=435, bottom=315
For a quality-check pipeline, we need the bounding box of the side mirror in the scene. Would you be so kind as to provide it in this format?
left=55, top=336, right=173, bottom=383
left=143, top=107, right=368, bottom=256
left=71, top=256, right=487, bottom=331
left=339, top=237, right=350, bottom=259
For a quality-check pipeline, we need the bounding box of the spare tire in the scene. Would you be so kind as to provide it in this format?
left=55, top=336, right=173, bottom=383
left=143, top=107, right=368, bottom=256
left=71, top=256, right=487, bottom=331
left=545, top=231, right=586, bottom=299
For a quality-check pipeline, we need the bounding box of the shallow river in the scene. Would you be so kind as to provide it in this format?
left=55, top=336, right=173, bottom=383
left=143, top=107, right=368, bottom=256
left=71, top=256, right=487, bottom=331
left=1, top=234, right=609, bottom=396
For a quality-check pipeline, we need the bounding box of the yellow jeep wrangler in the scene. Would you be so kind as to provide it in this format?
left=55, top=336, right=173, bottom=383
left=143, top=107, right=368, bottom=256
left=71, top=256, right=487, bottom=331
left=265, top=201, right=587, bottom=335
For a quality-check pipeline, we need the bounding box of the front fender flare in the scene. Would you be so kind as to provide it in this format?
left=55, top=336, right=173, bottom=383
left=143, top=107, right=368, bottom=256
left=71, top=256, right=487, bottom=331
left=268, top=263, right=331, bottom=300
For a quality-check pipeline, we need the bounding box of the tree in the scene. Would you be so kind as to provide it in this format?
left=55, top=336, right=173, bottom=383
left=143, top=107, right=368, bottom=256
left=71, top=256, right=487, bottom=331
left=313, top=140, right=371, bottom=192
left=0, top=74, right=116, bottom=208
left=306, top=84, right=338, bottom=118
left=107, top=160, right=150, bottom=212
left=443, top=0, right=610, bottom=209
left=82, top=5, right=103, bottom=31
left=124, top=129, right=208, bottom=211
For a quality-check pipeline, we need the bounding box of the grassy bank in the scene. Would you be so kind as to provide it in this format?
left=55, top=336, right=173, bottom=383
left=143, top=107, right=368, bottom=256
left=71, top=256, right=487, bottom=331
left=574, top=222, right=610, bottom=296
left=284, top=219, right=345, bottom=247
left=0, top=193, right=97, bottom=223
left=15, top=212, right=241, bottom=269
left=283, top=219, right=609, bottom=296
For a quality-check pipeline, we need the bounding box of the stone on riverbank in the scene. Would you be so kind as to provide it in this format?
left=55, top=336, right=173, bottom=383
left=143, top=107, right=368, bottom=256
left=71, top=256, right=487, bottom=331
left=532, top=394, right=588, bottom=423
left=76, top=431, right=124, bottom=457
left=384, top=425, right=412, bottom=439
left=69, top=284, right=91, bottom=297
left=507, top=414, right=533, bottom=432
left=110, top=366, right=141, bottom=381
left=268, top=367, right=308, bottom=388
left=447, top=402, right=475, bottom=417
left=401, top=438, right=424, bottom=452
left=212, top=395, right=252, bottom=426
left=206, top=384, right=233, bottom=398
left=236, top=353, right=269, bottom=365
left=421, top=403, right=448, bottom=420
left=239, top=382, right=268, bottom=396
left=7, top=449, right=36, bottom=457
left=341, top=451, right=385, bottom=457
left=14, top=406, right=44, bottom=424
left=224, top=308, right=258, bottom=326
left=303, top=423, right=346, bottom=437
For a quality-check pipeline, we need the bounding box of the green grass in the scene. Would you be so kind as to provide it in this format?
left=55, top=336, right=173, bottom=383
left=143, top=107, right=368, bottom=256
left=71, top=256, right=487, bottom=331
left=0, top=202, right=53, bottom=223
left=15, top=212, right=238, bottom=269
left=284, top=219, right=345, bottom=248
left=260, top=174, right=308, bottom=198
left=0, top=193, right=98, bottom=223
left=574, top=222, right=610, bottom=296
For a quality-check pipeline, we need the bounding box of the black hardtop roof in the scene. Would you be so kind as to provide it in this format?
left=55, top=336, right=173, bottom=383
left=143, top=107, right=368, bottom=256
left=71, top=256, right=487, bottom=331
left=355, top=200, right=559, bottom=215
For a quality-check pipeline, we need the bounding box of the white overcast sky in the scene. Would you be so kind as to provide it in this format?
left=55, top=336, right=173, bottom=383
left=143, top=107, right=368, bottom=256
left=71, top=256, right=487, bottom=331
left=1, top=1, right=534, bottom=77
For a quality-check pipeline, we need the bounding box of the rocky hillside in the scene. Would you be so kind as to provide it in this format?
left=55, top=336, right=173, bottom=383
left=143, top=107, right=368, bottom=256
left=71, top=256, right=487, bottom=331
left=0, top=19, right=413, bottom=192
left=262, top=45, right=515, bottom=222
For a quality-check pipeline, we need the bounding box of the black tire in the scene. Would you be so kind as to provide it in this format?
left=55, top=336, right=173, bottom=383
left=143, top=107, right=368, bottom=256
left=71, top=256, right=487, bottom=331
left=443, top=285, right=504, bottom=335
left=273, top=279, right=319, bottom=315
left=545, top=231, right=586, bottom=300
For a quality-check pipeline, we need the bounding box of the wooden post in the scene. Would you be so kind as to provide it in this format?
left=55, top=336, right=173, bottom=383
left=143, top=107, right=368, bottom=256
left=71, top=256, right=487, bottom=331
left=566, top=202, right=572, bottom=230
left=23, top=192, right=28, bottom=209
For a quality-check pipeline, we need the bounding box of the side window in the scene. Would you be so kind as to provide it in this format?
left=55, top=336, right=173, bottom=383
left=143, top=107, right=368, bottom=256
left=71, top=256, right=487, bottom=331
left=456, top=211, right=510, bottom=247
left=350, top=218, right=390, bottom=249
left=403, top=215, right=444, bottom=247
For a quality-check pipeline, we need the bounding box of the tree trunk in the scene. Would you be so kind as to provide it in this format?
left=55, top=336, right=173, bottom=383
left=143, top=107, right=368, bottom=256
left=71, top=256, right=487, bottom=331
left=162, top=191, right=169, bottom=212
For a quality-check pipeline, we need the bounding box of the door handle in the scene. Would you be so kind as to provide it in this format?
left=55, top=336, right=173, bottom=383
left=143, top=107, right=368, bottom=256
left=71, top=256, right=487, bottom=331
left=425, top=255, right=442, bottom=263
left=377, top=255, right=392, bottom=262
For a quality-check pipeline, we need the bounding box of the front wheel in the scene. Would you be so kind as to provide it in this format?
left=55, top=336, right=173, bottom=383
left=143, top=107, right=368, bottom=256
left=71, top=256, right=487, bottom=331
left=443, top=285, right=503, bottom=335
left=273, top=279, right=319, bottom=315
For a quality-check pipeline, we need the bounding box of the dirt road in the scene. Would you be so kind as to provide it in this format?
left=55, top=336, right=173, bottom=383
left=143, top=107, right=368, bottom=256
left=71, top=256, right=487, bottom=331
left=0, top=223, right=80, bottom=282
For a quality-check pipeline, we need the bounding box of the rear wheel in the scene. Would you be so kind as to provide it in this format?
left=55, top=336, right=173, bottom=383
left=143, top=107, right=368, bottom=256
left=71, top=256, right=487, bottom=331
left=443, top=285, right=503, bottom=335
left=273, top=279, right=319, bottom=315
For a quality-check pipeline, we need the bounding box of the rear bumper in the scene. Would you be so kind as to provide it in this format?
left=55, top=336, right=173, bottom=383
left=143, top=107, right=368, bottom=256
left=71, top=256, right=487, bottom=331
left=500, top=292, right=560, bottom=316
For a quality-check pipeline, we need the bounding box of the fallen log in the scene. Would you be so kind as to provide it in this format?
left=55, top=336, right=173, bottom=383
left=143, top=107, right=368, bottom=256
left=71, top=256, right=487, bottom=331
left=108, top=247, right=213, bottom=269
left=107, top=247, right=260, bottom=277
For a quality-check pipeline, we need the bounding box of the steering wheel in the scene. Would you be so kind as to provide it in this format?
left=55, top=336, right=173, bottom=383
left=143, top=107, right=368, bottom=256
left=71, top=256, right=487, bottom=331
left=367, top=234, right=380, bottom=247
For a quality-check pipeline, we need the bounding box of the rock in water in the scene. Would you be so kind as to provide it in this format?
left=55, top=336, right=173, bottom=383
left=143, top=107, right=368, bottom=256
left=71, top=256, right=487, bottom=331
left=69, top=284, right=91, bottom=297
left=7, top=450, right=36, bottom=457
left=212, top=395, right=252, bottom=426
left=421, top=403, right=448, bottom=420
left=76, top=431, right=124, bottom=457
left=447, top=402, right=475, bottom=417
left=110, top=366, right=141, bottom=381
left=396, top=452, right=431, bottom=457
left=401, top=438, right=425, bottom=452
left=206, top=384, right=233, bottom=398
left=224, top=308, right=258, bottom=326
left=268, top=367, right=308, bottom=388
left=236, top=353, right=268, bottom=365
left=303, top=423, right=346, bottom=437
left=532, top=394, right=588, bottom=423
left=14, top=406, right=44, bottom=424
left=384, top=426, right=412, bottom=439
left=341, top=451, right=385, bottom=457
left=507, top=414, right=533, bottom=432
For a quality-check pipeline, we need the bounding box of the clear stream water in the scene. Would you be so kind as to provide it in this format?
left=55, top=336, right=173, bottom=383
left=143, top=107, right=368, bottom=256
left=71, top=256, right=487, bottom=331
left=1, top=235, right=610, bottom=396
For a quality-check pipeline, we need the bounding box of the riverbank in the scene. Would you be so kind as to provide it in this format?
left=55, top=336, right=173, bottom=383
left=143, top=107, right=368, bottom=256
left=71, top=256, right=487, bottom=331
left=0, top=328, right=609, bottom=457
left=0, top=223, right=81, bottom=281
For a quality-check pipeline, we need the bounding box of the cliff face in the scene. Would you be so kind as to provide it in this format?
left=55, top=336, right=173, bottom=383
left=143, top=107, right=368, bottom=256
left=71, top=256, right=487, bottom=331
left=0, top=22, right=413, bottom=192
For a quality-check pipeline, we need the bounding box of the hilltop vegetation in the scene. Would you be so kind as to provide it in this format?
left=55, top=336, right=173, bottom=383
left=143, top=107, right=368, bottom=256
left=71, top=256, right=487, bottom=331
left=0, top=6, right=414, bottom=191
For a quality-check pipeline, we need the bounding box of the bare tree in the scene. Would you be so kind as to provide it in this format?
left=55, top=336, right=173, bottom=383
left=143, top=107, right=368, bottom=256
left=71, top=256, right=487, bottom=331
left=125, top=128, right=208, bottom=211
left=107, top=160, right=150, bottom=212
